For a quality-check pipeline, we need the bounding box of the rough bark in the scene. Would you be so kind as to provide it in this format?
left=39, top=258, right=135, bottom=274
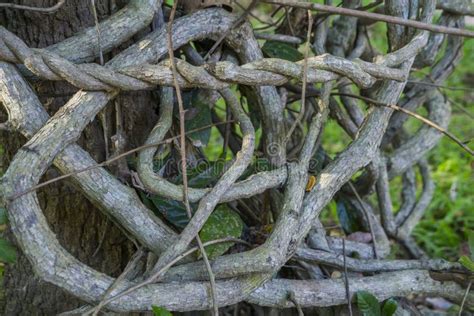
left=0, top=1, right=155, bottom=314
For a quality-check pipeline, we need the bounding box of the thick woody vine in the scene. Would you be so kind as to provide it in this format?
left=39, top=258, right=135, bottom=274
left=0, top=0, right=473, bottom=313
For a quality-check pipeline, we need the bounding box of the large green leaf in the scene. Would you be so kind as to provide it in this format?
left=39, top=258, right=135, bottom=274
left=182, top=90, right=212, bottom=147
left=148, top=195, right=191, bottom=229
left=139, top=190, right=190, bottom=229
left=0, top=238, right=16, bottom=264
left=382, top=298, right=398, bottom=316
left=262, top=40, right=303, bottom=62
left=459, top=255, right=474, bottom=272
left=356, top=291, right=381, bottom=316
left=152, top=305, right=172, bottom=316
left=199, top=204, right=244, bottom=260
left=138, top=159, right=230, bottom=229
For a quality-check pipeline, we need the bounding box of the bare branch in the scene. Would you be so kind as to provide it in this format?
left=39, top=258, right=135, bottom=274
left=262, top=0, right=474, bottom=38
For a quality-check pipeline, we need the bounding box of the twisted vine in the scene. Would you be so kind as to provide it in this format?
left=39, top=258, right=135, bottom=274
left=0, top=0, right=472, bottom=314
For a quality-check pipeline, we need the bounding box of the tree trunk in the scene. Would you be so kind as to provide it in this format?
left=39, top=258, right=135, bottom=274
left=0, top=1, right=157, bottom=314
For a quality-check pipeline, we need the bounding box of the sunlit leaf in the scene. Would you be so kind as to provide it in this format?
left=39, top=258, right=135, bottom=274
left=199, top=204, right=243, bottom=260
left=152, top=305, right=172, bottom=316
left=459, top=255, right=474, bottom=272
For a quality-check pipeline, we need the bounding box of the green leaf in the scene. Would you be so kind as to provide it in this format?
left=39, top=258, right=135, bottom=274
left=262, top=41, right=304, bottom=62
left=0, top=207, right=8, bottom=225
left=138, top=159, right=230, bottom=230
left=152, top=305, right=172, bottom=316
left=382, top=298, right=398, bottom=316
left=174, top=161, right=227, bottom=189
left=148, top=195, right=191, bottom=229
left=337, top=197, right=363, bottom=234
left=0, top=238, right=16, bottom=264
left=182, top=90, right=212, bottom=147
left=199, top=204, right=244, bottom=260
left=356, top=291, right=381, bottom=316
left=459, top=255, right=474, bottom=272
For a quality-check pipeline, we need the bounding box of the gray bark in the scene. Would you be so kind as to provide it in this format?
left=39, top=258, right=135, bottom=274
left=0, top=1, right=154, bottom=314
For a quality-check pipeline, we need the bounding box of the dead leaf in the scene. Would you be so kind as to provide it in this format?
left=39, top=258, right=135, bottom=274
left=305, top=175, right=316, bottom=192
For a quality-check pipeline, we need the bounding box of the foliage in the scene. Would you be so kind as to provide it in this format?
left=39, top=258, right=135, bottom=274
left=458, top=231, right=474, bottom=272
left=199, top=204, right=244, bottom=259
left=152, top=305, right=173, bottom=316
left=356, top=291, right=398, bottom=316
left=138, top=159, right=244, bottom=258
left=262, top=40, right=304, bottom=62
left=402, top=27, right=474, bottom=260
left=319, top=24, right=474, bottom=261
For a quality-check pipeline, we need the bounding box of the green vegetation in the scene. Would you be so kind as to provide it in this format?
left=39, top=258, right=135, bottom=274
left=322, top=22, right=474, bottom=261
left=356, top=291, right=398, bottom=316
left=412, top=37, right=474, bottom=260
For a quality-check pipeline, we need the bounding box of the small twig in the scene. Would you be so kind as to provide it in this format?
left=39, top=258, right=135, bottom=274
left=288, top=291, right=304, bottom=316
left=332, top=92, right=474, bottom=156
left=90, top=0, right=110, bottom=165
left=223, top=106, right=231, bottom=158
left=90, top=0, right=104, bottom=66
left=253, top=9, right=286, bottom=31
left=262, top=0, right=474, bottom=38
left=0, top=0, right=65, bottom=13
left=285, top=10, right=312, bottom=143
left=443, top=95, right=474, bottom=120
left=90, top=248, right=146, bottom=316
left=167, top=2, right=218, bottom=315
left=204, top=0, right=258, bottom=60
left=347, top=182, right=380, bottom=259
left=458, top=280, right=472, bottom=316
left=407, top=80, right=474, bottom=92
left=92, top=218, right=109, bottom=258
left=254, top=32, right=303, bottom=44
left=83, top=238, right=249, bottom=312
left=6, top=120, right=235, bottom=201
left=343, top=239, right=353, bottom=316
